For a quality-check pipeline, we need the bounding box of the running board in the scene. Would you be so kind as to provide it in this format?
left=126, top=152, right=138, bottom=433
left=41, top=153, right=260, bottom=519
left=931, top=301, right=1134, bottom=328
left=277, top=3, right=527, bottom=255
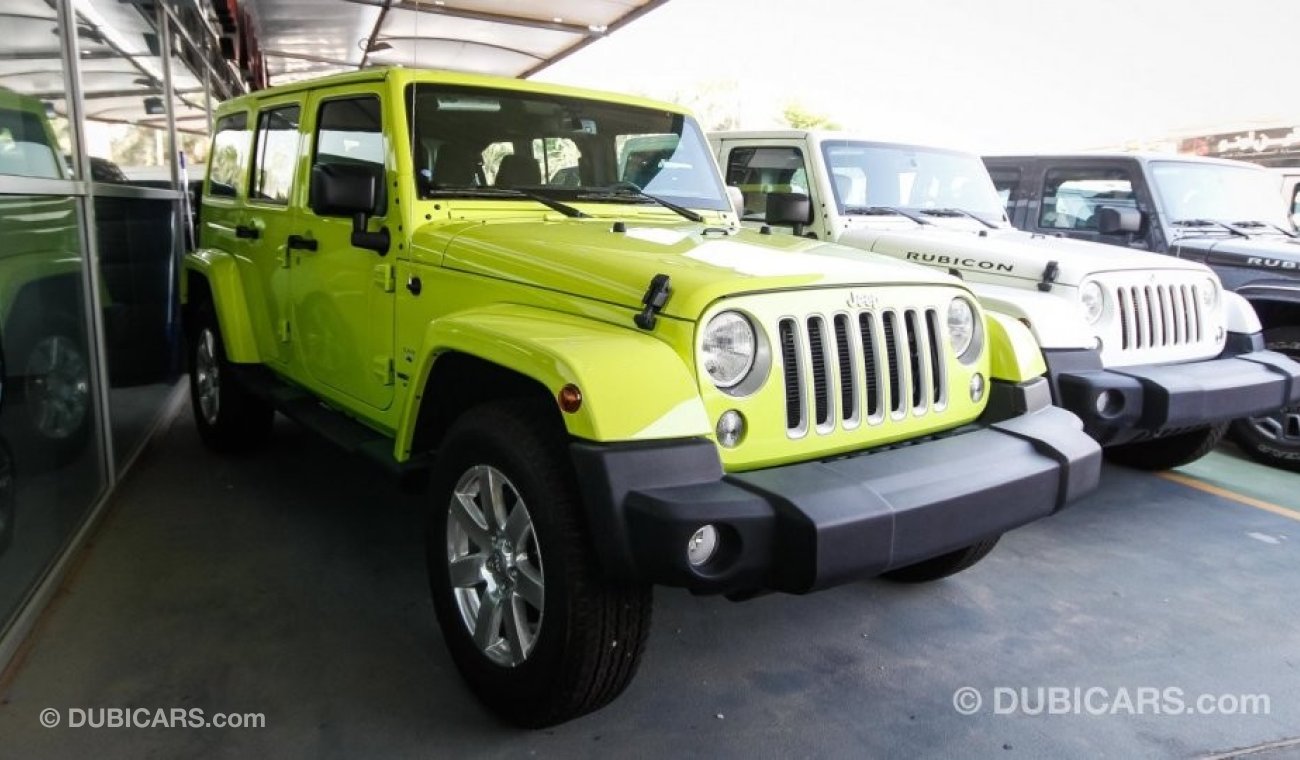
left=228, top=365, right=432, bottom=485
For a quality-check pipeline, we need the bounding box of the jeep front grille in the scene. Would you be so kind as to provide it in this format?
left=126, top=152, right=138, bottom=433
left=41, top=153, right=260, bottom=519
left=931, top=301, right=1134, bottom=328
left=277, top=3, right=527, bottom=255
left=1113, top=283, right=1204, bottom=351
left=778, top=308, right=947, bottom=437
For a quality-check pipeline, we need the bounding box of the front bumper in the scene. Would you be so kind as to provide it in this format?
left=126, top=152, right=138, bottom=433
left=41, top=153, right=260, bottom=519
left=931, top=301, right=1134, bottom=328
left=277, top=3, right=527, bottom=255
left=570, top=380, right=1100, bottom=596
left=1047, top=336, right=1300, bottom=446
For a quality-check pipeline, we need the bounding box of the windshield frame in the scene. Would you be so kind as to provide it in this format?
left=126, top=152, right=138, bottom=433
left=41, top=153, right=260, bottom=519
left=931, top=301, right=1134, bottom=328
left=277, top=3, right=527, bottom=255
left=403, top=83, right=731, bottom=214
left=1148, top=159, right=1292, bottom=232
left=818, top=139, right=1008, bottom=224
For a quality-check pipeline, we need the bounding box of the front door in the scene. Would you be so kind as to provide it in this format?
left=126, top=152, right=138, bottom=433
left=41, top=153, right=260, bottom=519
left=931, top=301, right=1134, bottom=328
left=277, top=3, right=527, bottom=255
left=1030, top=160, right=1154, bottom=250
left=291, top=88, right=395, bottom=411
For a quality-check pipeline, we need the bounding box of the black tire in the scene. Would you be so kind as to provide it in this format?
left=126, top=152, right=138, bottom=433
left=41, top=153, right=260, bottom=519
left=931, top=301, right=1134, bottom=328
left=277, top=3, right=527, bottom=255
left=8, top=311, right=93, bottom=468
left=427, top=400, right=652, bottom=728
left=187, top=298, right=273, bottom=453
left=1104, top=423, right=1228, bottom=471
left=1229, top=326, right=1300, bottom=472
left=881, top=536, right=1001, bottom=583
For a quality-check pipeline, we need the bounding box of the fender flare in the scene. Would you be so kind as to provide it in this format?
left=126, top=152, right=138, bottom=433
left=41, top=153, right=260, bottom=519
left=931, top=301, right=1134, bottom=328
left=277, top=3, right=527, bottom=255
left=395, top=304, right=710, bottom=458
left=182, top=249, right=260, bottom=363
left=1221, top=290, right=1263, bottom=334
left=985, top=311, right=1047, bottom=383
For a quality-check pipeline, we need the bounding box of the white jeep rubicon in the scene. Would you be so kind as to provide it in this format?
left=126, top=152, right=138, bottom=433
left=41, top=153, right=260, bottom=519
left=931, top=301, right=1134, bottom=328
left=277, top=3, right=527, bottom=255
left=709, top=130, right=1300, bottom=469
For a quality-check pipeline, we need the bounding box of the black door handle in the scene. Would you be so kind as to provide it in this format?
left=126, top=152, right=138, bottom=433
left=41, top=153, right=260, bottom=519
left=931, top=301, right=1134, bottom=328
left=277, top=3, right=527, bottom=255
left=234, top=224, right=259, bottom=239
left=287, top=234, right=318, bottom=251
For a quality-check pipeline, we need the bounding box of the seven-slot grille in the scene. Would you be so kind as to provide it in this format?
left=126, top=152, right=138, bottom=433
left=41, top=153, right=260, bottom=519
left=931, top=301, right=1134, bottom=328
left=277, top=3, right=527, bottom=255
left=1111, top=282, right=1205, bottom=351
left=777, top=307, right=947, bottom=437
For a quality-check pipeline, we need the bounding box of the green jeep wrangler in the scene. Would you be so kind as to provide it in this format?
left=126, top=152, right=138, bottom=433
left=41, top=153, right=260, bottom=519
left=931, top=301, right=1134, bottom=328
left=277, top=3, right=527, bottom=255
left=185, top=68, right=1101, bottom=727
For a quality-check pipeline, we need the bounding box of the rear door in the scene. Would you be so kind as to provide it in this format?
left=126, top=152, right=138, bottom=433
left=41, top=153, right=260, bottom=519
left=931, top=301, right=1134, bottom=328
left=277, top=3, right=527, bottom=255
left=242, top=96, right=303, bottom=367
left=290, top=86, right=395, bottom=411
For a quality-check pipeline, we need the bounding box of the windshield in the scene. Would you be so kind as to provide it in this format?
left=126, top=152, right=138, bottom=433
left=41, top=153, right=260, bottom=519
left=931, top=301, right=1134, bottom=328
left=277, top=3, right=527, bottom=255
left=406, top=84, right=729, bottom=212
left=820, top=141, right=1007, bottom=221
left=1151, top=161, right=1291, bottom=230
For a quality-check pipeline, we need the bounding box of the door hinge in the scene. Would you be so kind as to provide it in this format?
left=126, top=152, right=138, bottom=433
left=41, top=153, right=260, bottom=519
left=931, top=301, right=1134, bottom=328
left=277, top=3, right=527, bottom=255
left=278, top=320, right=291, bottom=342
left=372, top=356, right=394, bottom=386
left=373, top=264, right=396, bottom=293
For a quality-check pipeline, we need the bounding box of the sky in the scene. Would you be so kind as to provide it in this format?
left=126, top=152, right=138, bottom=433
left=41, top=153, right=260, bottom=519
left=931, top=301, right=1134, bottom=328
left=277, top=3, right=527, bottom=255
left=535, top=0, right=1300, bottom=154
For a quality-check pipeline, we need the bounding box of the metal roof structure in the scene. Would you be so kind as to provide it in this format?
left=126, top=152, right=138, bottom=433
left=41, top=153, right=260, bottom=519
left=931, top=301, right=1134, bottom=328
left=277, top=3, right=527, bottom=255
left=251, top=0, right=670, bottom=85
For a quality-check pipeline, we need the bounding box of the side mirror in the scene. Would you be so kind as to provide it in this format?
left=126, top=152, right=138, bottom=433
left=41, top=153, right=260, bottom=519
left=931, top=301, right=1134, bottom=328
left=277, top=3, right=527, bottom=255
left=1096, top=205, right=1143, bottom=235
left=726, top=186, right=744, bottom=218
left=310, top=163, right=390, bottom=254
left=765, top=191, right=813, bottom=235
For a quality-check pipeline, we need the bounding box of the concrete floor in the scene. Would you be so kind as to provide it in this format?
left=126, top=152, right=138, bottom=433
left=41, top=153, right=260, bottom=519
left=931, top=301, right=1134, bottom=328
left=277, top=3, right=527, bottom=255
left=1, top=406, right=1299, bottom=759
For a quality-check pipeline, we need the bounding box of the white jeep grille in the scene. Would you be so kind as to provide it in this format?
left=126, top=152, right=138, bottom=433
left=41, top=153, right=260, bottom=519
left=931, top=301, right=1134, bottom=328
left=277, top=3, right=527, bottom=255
left=1094, top=272, right=1221, bottom=366
left=777, top=307, right=947, bottom=437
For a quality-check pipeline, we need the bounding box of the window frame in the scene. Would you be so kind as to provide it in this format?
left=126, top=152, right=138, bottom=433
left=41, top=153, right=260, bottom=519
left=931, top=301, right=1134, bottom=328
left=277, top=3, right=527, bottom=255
left=724, top=144, right=811, bottom=221
left=311, top=93, right=387, bottom=214
left=1036, top=164, right=1140, bottom=233
left=247, top=103, right=302, bottom=207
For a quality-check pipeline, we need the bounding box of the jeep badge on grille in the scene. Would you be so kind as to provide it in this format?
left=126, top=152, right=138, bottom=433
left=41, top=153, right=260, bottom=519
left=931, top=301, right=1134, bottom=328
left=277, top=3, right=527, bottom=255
left=846, top=291, right=879, bottom=310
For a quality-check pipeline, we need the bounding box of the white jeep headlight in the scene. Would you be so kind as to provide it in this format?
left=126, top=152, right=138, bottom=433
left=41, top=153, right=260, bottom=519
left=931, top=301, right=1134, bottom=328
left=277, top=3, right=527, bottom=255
left=947, top=297, right=979, bottom=362
left=702, top=311, right=756, bottom=389
left=1080, top=281, right=1105, bottom=324
left=1200, top=277, right=1218, bottom=308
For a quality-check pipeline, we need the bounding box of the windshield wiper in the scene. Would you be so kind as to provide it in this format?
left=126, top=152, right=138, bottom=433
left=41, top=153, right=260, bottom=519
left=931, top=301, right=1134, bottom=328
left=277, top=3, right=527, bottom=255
left=843, top=205, right=932, bottom=226
left=423, top=186, right=588, bottom=218
left=595, top=181, right=704, bottom=222
left=1170, top=219, right=1248, bottom=238
left=920, top=207, right=997, bottom=229
left=1230, top=220, right=1297, bottom=237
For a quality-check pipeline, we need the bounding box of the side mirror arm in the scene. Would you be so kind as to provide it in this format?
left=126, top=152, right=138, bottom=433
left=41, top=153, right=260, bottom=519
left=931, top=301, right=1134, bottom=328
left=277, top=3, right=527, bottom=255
left=351, top=211, right=390, bottom=255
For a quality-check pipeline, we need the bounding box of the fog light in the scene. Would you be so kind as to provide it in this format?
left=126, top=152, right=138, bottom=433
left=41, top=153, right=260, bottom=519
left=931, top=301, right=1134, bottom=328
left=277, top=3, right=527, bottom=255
left=716, top=410, right=746, bottom=448
left=969, top=373, right=985, bottom=403
left=687, top=525, right=719, bottom=567
left=1095, top=389, right=1123, bottom=417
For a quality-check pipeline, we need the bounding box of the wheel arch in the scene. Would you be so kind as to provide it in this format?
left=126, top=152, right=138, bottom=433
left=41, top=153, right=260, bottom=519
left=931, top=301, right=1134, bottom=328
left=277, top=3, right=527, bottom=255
left=182, top=250, right=260, bottom=363
left=396, top=305, right=711, bottom=460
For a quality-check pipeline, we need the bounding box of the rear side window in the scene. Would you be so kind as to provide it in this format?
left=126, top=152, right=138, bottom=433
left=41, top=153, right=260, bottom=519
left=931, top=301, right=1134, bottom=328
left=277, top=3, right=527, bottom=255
left=725, top=146, right=809, bottom=220
left=208, top=113, right=249, bottom=197
left=1039, top=166, right=1137, bottom=231
left=250, top=105, right=301, bottom=204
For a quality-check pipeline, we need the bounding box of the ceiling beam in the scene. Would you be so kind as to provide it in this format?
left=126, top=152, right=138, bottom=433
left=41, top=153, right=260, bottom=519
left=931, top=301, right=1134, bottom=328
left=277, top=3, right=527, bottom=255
left=519, top=0, right=671, bottom=79
left=340, top=0, right=598, bottom=37
left=358, top=0, right=392, bottom=69
left=264, top=49, right=356, bottom=67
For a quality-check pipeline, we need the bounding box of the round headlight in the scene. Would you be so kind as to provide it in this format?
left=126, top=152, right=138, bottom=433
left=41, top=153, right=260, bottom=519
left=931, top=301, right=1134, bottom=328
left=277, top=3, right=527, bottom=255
left=947, top=297, right=976, bottom=358
left=1080, top=281, right=1105, bottom=324
left=1200, top=277, right=1218, bottom=308
left=702, top=311, right=756, bottom=389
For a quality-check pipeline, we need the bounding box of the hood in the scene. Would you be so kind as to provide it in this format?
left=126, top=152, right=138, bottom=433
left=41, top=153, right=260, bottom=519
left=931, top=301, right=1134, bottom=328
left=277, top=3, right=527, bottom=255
left=412, top=217, right=955, bottom=319
left=1170, top=233, right=1300, bottom=272
left=850, top=224, right=1211, bottom=287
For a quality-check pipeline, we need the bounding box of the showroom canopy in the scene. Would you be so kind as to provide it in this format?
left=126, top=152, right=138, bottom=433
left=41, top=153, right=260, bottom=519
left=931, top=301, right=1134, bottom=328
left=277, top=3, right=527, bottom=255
left=251, top=0, right=670, bottom=84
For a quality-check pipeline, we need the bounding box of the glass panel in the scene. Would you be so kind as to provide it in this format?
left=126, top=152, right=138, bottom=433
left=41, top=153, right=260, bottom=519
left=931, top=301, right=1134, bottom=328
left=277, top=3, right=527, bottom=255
left=0, top=192, right=107, bottom=632
left=1040, top=167, right=1136, bottom=231
left=0, top=0, right=108, bottom=638
left=725, top=146, right=809, bottom=220
left=251, top=106, right=301, bottom=204
left=0, top=2, right=74, bottom=179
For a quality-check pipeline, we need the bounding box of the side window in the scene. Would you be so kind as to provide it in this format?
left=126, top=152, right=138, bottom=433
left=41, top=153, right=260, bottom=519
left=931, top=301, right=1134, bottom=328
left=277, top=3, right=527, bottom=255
left=1039, top=166, right=1137, bottom=231
left=315, top=96, right=384, bottom=169
left=250, top=105, right=301, bottom=204
left=1290, top=183, right=1299, bottom=223
left=724, top=146, right=809, bottom=221
left=314, top=96, right=385, bottom=212
left=207, top=113, right=249, bottom=197
left=0, top=107, right=62, bottom=179
left=988, top=167, right=1020, bottom=211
